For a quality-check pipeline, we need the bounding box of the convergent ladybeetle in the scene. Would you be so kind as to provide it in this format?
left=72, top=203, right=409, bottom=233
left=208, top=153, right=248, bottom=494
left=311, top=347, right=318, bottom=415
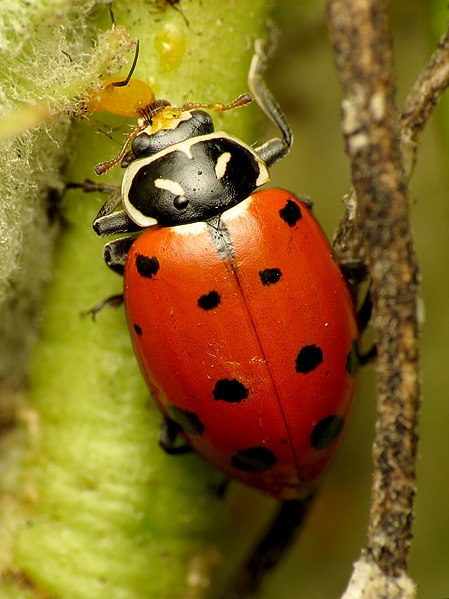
left=92, top=39, right=359, bottom=500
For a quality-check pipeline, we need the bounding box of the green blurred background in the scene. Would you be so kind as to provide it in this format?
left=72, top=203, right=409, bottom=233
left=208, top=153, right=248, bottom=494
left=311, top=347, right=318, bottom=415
left=251, top=0, right=449, bottom=597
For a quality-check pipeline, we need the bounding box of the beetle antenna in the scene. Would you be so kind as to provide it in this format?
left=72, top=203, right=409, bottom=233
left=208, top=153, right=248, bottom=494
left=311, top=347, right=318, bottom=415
left=94, top=98, right=171, bottom=175
left=181, top=92, right=253, bottom=113
left=94, top=123, right=146, bottom=175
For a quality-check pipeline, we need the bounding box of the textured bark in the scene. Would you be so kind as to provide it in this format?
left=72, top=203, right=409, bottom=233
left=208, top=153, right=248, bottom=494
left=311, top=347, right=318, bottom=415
left=327, top=0, right=421, bottom=589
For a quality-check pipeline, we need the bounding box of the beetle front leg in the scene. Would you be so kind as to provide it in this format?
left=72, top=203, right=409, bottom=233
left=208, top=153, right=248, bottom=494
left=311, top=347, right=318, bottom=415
left=94, top=209, right=143, bottom=238
left=66, top=179, right=120, bottom=195
left=82, top=294, right=124, bottom=320
left=94, top=190, right=123, bottom=220
left=103, top=236, right=136, bottom=275
left=250, top=30, right=293, bottom=167
left=91, top=185, right=144, bottom=237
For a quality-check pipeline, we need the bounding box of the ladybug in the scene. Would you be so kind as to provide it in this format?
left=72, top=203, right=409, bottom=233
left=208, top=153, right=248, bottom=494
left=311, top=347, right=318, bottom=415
left=92, top=40, right=359, bottom=500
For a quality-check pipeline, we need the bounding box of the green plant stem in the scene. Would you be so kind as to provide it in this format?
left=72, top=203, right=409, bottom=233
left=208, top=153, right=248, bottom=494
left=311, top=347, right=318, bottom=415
left=2, top=2, right=276, bottom=598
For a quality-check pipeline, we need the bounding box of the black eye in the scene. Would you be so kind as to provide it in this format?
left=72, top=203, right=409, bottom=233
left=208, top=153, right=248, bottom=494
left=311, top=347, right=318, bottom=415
left=132, top=132, right=152, bottom=157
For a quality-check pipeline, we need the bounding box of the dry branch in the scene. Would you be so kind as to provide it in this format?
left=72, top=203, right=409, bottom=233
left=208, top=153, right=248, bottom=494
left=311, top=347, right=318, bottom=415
left=401, top=25, right=449, bottom=175
left=327, top=0, right=421, bottom=595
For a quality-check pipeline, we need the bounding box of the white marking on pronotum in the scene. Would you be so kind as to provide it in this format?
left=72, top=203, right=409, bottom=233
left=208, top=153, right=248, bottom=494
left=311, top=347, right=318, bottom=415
left=122, top=132, right=270, bottom=227
left=154, top=178, right=185, bottom=197
left=214, top=152, right=231, bottom=179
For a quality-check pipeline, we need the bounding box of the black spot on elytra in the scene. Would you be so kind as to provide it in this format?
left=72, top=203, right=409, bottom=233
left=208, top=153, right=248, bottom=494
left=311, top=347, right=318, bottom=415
left=198, top=290, right=221, bottom=310
left=213, top=378, right=248, bottom=403
left=259, top=268, right=282, bottom=286
left=166, top=405, right=205, bottom=436
left=279, top=199, right=302, bottom=226
left=346, top=341, right=360, bottom=377
left=231, top=447, right=277, bottom=472
left=311, top=415, right=345, bottom=450
left=135, top=254, right=160, bottom=278
left=134, top=323, right=142, bottom=335
left=295, top=344, right=323, bottom=373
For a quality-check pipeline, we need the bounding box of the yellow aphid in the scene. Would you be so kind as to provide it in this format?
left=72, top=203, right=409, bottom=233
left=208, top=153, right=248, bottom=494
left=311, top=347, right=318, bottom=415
left=88, top=77, right=155, bottom=117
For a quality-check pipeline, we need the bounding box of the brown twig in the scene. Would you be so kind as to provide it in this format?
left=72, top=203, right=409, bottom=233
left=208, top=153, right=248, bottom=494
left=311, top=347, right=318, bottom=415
left=327, top=0, right=421, bottom=595
left=333, top=20, right=449, bottom=269
left=401, top=25, right=449, bottom=176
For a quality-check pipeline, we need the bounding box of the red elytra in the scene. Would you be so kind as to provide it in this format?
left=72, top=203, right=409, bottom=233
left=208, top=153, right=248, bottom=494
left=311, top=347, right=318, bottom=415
left=123, top=188, right=359, bottom=500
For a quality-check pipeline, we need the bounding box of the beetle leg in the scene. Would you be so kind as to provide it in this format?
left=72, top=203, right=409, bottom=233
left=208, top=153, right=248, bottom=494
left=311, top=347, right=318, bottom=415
left=355, top=288, right=377, bottom=364
left=299, top=195, right=313, bottom=210
left=159, top=417, right=192, bottom=455
left=357, top=289, right=373, bottom=332
left=94, top=209, right=143, bottom=237
left=94, top=190, right=123, bottom=220
left=339, top=260, right=369, bottom=287
left=70, top=180, right=141, bottom=239
left=90, top=186, right=144, bottom=239
left=250, top=29, right=293, bottom=167
left=212, top=478, right=230, bottom=499
left=67, top=178, right=120, bottom=195
left=339, top=263, right=376, bottom=361
left=223, top=493, right=316, bottom=598
left=103, top=236, right=137, bottom=274
left=358, top=344, right=377, bottom=365
left=82, top=294, right=124, bottom=320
